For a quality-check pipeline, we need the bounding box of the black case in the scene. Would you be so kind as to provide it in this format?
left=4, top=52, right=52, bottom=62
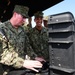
left=48, top=12, right=74, bottom=24
left=48, top=12, right=75, bottom=75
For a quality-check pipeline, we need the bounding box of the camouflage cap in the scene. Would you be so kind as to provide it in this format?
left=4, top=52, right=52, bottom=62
left=34, top=11, right=44, bottom=18
left=13, top=5, right=29, bottom=18
left=43, top=16, right=48, bottom=21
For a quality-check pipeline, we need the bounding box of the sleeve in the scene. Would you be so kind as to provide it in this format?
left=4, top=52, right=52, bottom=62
left=25, top=34, right=37, bottom=59
left=0, top=28, right=24, bottom=68
left=0, top=49, right=24, bottom=68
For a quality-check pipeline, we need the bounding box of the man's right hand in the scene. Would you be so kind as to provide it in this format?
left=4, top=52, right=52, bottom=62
left=23, top=60, right=43, bottom=72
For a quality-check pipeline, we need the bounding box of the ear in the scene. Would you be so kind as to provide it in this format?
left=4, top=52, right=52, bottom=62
left=13, top=12, right=17, bottom=16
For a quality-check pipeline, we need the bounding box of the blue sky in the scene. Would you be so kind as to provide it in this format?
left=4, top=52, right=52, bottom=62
left=32, top=0, right=75, bottom=27
left=43, top=0, right=75, bottom=17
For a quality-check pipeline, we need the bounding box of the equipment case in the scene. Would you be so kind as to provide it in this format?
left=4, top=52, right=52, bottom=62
left=48, top=12, right=75, bottom=75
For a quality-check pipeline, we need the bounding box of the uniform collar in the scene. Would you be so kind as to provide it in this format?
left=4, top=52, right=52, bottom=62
left=5, top=20, right=23, bottom=34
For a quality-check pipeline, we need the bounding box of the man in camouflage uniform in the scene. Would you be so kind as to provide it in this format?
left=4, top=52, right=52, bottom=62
left=0, top=5, right=42, bottom=75
left=28, top=11, right=49, bottom=75
left=43, top=16, right=48, bottom=28
left=23, top=17, right=32, bottom=36
left=27, top=17, right=32, bottom=28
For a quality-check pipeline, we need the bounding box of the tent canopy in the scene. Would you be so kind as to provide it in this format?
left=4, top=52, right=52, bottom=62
left=0, top=0, right=64, bottom=21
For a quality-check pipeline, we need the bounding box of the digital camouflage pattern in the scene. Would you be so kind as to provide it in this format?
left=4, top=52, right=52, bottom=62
left=13, top=5, right=29, bottom=18
left=43, top=16, right=48, bottom=21
left=23, top=25, right=32, bottom=36
left=34, top=11, right=43, bottom=18
left=28, top=27, right=49, bottom=61
left=0, top=20, right=35, bottom=75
